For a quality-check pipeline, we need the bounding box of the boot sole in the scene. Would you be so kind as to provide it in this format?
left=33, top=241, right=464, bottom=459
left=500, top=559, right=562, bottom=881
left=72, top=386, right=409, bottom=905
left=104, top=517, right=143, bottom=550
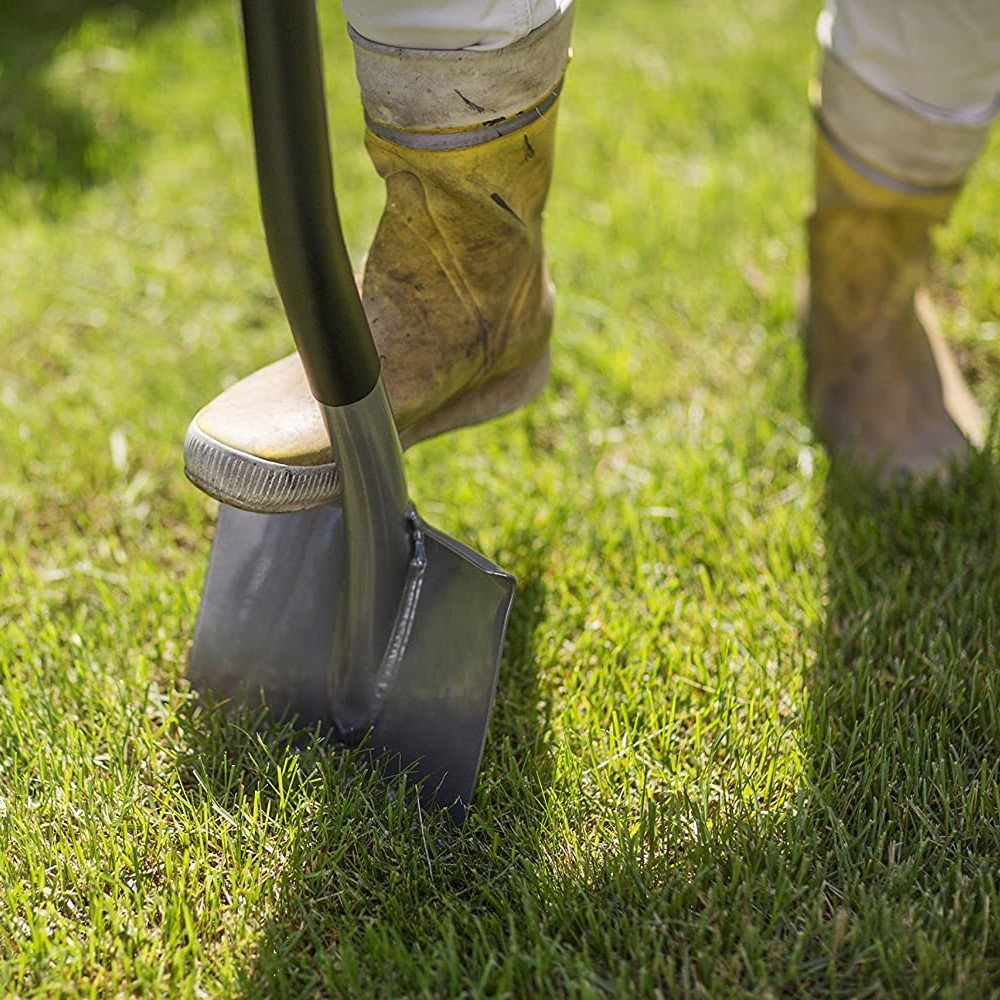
left=184, top=349, right=551, bottom=513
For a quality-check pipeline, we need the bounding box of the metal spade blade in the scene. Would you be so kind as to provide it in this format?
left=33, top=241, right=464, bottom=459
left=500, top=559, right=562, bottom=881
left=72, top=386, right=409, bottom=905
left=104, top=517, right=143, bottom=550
left=189, top=499, right=515, bottom=822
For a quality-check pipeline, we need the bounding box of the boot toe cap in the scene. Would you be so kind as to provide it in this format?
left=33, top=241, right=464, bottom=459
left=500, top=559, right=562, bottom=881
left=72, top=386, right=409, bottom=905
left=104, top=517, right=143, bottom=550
left=184, top=354, right=341, bottom=513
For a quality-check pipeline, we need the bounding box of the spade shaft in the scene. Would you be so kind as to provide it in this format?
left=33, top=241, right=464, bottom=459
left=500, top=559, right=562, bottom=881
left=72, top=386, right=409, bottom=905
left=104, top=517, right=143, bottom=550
left=321, top=384, right=411, bottom=735
left=243, top=0, right=413, bottom=727
left=240, top=0, right=378, bottom=408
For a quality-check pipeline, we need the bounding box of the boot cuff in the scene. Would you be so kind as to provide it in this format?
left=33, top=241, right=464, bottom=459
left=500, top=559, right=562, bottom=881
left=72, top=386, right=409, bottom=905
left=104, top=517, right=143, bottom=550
left=816, top=53, right=990, bottom=190
left=350, top=4, right=574, bottom=132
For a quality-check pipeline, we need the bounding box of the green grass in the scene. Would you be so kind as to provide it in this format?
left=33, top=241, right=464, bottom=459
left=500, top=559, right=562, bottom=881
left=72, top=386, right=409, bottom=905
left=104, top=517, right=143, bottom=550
left=3, top=0, right=1000, bottom=994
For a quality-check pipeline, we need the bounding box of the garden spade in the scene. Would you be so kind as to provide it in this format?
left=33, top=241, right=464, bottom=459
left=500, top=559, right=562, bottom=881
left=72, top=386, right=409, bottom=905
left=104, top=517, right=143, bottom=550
left=187, top=0, right=515, bottom=822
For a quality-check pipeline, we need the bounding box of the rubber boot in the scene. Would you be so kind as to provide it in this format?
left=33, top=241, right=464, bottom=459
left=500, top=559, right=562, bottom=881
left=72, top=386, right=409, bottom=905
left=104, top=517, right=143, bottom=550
left=185, top=7, right=574, bottom=512
left=805, top=57, right=987, bottom=484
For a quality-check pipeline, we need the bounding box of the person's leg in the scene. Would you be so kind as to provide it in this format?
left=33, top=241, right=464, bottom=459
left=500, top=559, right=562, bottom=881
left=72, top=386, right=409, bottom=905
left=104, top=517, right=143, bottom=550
left=806, top=0, right=1000, bottom=481
left=185, top=3, right=574, bottom=513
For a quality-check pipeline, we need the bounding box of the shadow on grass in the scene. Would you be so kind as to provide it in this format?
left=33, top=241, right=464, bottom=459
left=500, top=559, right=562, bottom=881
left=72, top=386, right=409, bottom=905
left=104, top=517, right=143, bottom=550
left=0, top=0, right=197, bottom=216
left=788, top=446, right=1000, bottom=988
left=617, top=447, right=1000, bottom=992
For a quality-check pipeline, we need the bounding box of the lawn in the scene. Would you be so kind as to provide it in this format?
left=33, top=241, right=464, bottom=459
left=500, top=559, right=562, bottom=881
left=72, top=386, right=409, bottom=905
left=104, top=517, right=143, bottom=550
left=3, top=0, right=1000, bottom=995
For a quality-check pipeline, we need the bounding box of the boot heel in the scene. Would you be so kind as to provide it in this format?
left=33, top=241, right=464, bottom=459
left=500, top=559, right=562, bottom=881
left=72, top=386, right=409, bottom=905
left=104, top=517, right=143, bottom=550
left=400, top=349, right=551, bottom=449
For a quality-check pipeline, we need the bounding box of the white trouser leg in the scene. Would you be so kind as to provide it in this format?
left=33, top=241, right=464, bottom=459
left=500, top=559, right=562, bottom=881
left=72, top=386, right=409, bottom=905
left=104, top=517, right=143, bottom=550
left=341, top=0, right=571, bottom=50
left=817, top=0, right=1000, bottom=186
left=819, top=0, right=1000, bottom=123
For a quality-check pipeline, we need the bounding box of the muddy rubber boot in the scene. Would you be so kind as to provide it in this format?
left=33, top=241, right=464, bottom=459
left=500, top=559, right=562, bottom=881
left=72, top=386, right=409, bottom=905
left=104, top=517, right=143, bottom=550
left=805, top=55, right=988, bottom=484
left=185, top=7, right=574, bottom=512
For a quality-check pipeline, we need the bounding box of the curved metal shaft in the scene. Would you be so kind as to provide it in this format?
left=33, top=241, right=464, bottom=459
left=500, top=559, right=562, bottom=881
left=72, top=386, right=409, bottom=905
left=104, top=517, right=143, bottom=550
left=321, top=377, right=412, bottom=734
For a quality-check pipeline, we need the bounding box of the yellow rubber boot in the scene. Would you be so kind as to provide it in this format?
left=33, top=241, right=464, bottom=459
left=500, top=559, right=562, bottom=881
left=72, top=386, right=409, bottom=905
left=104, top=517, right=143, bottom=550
left=361, top=104, right=558, bottom=450
left=805, top=58, right=986, bottom=484
left=185, top=8, right=574, bottom=512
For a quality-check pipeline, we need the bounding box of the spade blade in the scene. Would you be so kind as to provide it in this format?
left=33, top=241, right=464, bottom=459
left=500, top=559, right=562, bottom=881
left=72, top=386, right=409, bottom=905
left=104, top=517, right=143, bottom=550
left=188, top=503, right=514, bottom=821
